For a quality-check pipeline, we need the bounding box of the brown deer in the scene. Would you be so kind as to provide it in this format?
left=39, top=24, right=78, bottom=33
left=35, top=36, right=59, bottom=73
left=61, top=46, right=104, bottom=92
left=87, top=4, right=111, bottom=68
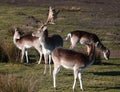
left=13, top=28, right=42, bottom=63
left=32, top=24, right=63, bottom=75
left=13, top=6, right=57, bottom=64
left=65, top=30, right=110, bottom=60
left=31, top=6, right=61, bottom=74
left=52, top=41, right=95, bottom=91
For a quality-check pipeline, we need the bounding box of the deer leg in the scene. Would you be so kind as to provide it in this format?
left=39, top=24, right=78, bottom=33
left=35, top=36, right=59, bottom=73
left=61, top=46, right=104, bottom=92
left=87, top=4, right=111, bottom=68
left=70, top=38, right=79, bottom=49
left=38, top=52, right=43, bottom=64
left=78, top=72, right=83, bottom=91
left=49, top=54, right=52, bottom=75
left=73, top=68, right=78, bottom=91
left=44, top=54, right=48, bottom=75
left=25, top=50, right=29, bottom=63
left=53, top=65, right=60, bottom=89
left=21, top=48, right=25, bottom=63
left=70, top=42, right=77, bottom=49
left=34, top=46, right=43, bottom=64
left=38, top=49, right=43, bottom=64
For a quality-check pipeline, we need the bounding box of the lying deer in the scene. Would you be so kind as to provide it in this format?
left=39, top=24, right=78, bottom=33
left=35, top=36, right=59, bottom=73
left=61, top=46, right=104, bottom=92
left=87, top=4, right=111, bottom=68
left=52, top=41, right=95, bottom=91
left=65, top=30, right=110, bottom=60
left=13, top=28, right=42, bottom=63
left=32, top=24, right=63, bottom=75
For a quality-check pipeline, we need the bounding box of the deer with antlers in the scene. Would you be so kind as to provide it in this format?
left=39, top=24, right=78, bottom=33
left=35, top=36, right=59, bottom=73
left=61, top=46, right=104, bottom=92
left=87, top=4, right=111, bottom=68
left=32, top=23, right=63, bottom=75
left=32, top=6, right=62, bottom=74
left=13, top=28, right=43, bottom=63
left=65, top=30, right=110, bottom=60
left=52, top=41, right=96, bottom=91
left=13, top=6, right=58, bottom=64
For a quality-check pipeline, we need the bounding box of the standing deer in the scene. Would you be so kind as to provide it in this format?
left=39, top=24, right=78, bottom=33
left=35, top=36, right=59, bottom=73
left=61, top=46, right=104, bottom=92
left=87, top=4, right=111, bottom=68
left=13, top=28, right=42, bottom=63
left=52, top=41, right=95, bottom=91
left=13, top=6, right=56, bottom=64
left=32, top=24, right=63, bottom=75
left=65, top=30, right=110, bottom=60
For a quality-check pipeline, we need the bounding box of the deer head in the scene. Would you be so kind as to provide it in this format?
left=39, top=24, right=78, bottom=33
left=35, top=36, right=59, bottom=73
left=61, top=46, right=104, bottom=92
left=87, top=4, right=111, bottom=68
left=103, top=48, right=110, bottom=60
left=32, top=23, right=48, bottom=39
left=13, top=27, right=21, bottom=39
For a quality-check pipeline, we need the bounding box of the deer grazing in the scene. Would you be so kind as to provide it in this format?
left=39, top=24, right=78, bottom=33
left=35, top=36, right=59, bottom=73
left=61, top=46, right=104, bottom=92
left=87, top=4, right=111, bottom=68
left=13, top=28, right=42, bottom=63
left=32, top=24, right=63, bottom=75
left=65, top=30, right=110, bottom=60
left=52, top=41, right=95, bottom=91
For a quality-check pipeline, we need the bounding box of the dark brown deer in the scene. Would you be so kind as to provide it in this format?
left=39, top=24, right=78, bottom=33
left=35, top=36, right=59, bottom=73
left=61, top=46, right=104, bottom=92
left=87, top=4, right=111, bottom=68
left=32, top=24, right=63, bottom=75
left=65, top=30, right=110, bottom=60
left=52, top=41, right=95, bottom=91
left=13, top=28, right=42, bottom=63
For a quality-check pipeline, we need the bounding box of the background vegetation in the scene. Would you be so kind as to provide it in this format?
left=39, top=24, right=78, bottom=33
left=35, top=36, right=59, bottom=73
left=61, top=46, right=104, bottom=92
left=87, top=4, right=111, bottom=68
left=0, top=0, right=120, bottom=92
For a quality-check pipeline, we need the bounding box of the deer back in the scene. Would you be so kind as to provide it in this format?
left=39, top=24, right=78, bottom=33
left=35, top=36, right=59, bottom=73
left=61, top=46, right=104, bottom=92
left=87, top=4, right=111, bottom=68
left=52, top=43, right=95, bottom=69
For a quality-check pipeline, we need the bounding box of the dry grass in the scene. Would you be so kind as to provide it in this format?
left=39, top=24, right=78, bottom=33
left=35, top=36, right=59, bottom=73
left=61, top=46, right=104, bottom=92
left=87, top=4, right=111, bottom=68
left=0, top=38, right=20, bottom=63
left=0, top=73, right=39, bottom=92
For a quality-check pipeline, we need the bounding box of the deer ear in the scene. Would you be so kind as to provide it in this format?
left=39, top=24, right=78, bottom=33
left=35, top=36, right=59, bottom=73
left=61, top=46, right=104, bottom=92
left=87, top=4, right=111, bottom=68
left=14, top=26, right=17, bottom=31
left=43, top=26, right=47, bottom=31
left=14, top=28, right=18, bottom=32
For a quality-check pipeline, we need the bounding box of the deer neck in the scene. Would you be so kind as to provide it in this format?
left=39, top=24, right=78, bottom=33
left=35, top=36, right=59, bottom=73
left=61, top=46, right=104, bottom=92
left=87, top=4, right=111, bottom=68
left=13, top=35, right=20, bottom=45
left=96, top=42, right=106, bottom=51
left=40, top=30, right=49, bottom=48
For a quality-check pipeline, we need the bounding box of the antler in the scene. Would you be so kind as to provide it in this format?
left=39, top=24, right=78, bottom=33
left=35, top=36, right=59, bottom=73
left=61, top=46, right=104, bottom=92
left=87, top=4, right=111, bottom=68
left=38, top=6, right=59, bottom=31
left=45, top=6, right=59, bottom=25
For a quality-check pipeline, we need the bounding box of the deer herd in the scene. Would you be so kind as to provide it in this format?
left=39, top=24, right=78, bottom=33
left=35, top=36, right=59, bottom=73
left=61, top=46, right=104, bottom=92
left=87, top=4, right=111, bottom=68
left=13, top=6, right=110, bottom=91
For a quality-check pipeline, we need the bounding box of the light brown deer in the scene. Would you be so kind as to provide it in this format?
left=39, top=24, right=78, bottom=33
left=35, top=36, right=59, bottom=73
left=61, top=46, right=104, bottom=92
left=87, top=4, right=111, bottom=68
left=13, top=6, right=57, bottom=64
left=52, top=41, right=95, bottom=91
left=32, top=24, right=63, bottom=75
left=13, top=28, right=42, bottom=63
left=65, top=30, right=110, bottom=60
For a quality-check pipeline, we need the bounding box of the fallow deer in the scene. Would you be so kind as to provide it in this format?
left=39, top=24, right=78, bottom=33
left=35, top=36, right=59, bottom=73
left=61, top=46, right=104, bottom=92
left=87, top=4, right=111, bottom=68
left=65, top=30, right=110, bottom=60
left=13, top=28, right=42, bottom=63
left=13, top=6, right=58, bottom=64
left=32, top=24, right=63, bottom=75
left=52, top=41, right=95, bottom=91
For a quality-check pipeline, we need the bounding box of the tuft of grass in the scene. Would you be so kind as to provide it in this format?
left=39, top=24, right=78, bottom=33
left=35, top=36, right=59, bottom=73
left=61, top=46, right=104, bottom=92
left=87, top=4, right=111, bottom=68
left=0, top=38, right=20, bottom=63
left=0, top=73, right=39, bottom=92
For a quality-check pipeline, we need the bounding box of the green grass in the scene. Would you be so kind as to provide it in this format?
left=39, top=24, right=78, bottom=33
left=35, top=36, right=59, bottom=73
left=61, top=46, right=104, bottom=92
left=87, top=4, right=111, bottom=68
left=0, top=59, right=120, bottom=92
left=0, top=4, right=119, bottom=50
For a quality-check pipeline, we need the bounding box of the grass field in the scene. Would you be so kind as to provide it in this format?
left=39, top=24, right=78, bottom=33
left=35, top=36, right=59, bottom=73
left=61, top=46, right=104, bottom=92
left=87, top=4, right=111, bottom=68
left=0, top=0, right=120, bottom=92
left=0, top=59, right=120, bottom=92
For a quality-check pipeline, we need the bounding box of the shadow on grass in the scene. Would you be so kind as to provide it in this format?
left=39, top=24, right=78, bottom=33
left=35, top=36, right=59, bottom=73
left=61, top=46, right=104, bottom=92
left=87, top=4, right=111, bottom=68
left=101, top=62, right=120, bottom=66
left=105, top=86, right=120, bottom=90
left=89, top=86, right=120, bottom=90
left=93, top=71, right=120, bottom=76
